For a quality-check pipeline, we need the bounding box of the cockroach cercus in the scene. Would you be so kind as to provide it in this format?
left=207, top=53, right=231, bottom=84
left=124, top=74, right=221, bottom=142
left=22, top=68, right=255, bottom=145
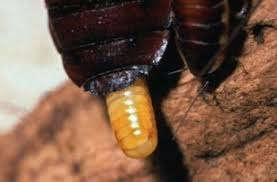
left=45, top=0, right=260, bottom=158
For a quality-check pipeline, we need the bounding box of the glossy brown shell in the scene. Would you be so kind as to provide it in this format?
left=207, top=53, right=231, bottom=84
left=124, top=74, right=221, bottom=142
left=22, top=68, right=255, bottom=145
left=45, top=0, right=249, bottom=95
left=173, top=0, right=250, bottom=77
left=46, top=0, right=171, bottom=95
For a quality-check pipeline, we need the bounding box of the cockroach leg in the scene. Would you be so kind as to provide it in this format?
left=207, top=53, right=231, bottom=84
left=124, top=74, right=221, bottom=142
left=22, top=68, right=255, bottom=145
left=172, top=82, right=209, bottom=140
left=167, top=68, right=186, bottom=76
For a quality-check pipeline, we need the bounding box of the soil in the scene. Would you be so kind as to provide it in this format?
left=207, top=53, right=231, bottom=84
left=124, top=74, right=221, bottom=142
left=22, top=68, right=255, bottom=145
left=0, top=0, right=276, bottom=181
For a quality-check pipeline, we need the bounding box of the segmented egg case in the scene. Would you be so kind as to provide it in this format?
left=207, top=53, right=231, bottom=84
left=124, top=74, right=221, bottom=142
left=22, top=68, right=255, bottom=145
left=106, top=79, right=157, bottom=158
left=46, top=0, right=171, bottom=94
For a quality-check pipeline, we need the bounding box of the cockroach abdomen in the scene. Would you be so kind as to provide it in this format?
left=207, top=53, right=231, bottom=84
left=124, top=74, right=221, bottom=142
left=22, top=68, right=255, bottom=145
left=174, top=0, right=254, bottom=77
left=62, top=31, right=170, bottom=93
left=173, top=0, right=230, bottom=76
left=46, top=0, right=171, bottom=94
left=45, top=0, right=172, bottom=158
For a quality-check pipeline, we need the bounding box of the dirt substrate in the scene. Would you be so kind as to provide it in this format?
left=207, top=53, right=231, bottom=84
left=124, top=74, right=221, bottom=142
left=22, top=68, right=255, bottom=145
left=0, top=0, right=276, bottom=181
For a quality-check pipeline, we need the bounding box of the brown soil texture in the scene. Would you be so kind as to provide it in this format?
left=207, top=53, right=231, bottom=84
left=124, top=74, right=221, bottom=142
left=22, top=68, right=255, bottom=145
left=0, top=0, right=276, bottom=181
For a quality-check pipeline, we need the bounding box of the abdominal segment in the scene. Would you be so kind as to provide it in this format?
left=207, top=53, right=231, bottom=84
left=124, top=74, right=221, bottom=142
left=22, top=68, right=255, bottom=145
left=46, top=0, right=171, bottom=88
left=173, top=0, right=229, bottom=76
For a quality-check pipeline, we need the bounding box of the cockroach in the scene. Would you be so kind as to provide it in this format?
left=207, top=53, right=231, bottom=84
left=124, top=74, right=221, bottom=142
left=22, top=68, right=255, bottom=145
left=45, top=0, right=260, bottom=158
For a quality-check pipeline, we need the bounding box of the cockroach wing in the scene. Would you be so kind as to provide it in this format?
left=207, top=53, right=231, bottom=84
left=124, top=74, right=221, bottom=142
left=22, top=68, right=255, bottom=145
left=45, top=0, right=171, bottom=95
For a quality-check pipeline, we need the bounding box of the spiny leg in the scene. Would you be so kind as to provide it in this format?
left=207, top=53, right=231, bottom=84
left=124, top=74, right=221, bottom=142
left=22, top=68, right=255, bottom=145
left=172, top=0, right=263, bottom=139
left=172, top=82, right=209, bottom=140
left=167, top=68, right=186, bottom=76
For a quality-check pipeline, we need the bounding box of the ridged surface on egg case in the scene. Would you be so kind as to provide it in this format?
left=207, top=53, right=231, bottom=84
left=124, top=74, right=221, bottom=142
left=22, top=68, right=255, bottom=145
left=106, top=79, right=157, bottom=158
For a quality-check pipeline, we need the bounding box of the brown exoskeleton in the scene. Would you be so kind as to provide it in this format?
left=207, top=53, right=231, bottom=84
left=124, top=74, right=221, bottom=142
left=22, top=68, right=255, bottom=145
left=45, top=0, right=268, bottom=158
